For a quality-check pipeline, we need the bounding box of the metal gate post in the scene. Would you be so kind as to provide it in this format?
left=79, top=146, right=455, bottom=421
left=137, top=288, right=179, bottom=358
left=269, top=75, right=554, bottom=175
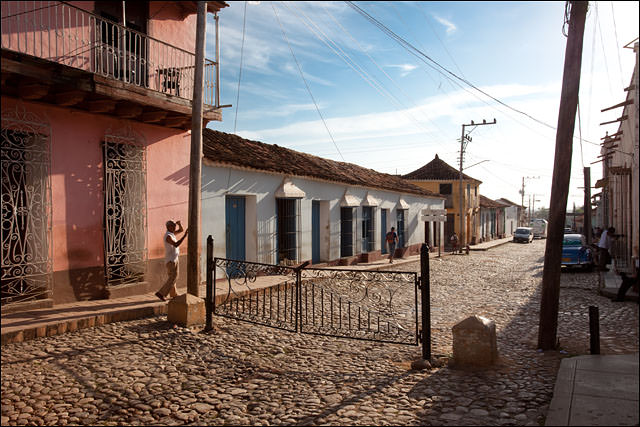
left=420, top=243, right=431, bottom=361
left=296, top=268, right=301, bottom=333
left=205, top=236, right=214, bottom=331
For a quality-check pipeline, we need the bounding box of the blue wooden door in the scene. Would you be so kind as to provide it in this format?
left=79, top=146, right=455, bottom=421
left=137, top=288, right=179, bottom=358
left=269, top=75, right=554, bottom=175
left=381, top=209, right=388, bottom=254
left=312, top=201, right=320, bottom=264
left=225, top=196, right=245, bottom=261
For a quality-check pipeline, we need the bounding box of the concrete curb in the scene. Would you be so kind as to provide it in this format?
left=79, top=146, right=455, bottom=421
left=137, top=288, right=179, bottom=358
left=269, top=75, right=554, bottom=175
left=1, top=304, right=167, bottom=345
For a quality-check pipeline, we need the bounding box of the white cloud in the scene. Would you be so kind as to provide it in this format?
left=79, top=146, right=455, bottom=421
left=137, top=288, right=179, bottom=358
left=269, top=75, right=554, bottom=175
left=386, top=63, right=418, bottom=77
left=432, top=14, right=457, bottom=35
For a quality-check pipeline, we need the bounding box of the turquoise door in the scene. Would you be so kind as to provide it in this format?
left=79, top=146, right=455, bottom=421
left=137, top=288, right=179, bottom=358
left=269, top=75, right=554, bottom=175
left=225, top=196, right=245, bottom=261
left=381, top=209, right=388, bottom=254
left=312, top=201, right=320, bottom=264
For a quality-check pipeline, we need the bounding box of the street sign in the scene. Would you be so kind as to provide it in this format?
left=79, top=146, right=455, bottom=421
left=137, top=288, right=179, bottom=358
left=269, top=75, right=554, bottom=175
left=421, top=208, right=447, bottom=216
left=421, top=215, right=446, bottom=222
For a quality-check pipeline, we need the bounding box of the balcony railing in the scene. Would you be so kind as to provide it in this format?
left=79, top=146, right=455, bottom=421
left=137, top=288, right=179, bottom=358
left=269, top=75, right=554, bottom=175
left=1, top=1, right=219, bottom=108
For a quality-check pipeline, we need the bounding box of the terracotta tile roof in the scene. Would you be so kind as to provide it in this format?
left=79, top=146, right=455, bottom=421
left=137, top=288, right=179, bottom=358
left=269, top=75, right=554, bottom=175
left=479, top=195, right=508, bottom=208
left=402, top=154, right=481, bottom=183
left=202, top=130, right=442, bottom=198
left=495, top=197, right=522, bottom=207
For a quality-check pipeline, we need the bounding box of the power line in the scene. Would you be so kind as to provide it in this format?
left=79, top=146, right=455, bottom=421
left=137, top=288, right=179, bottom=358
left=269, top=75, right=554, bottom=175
left=271, top=2, right=344, bottom=161
left=344, top=1, right=601, bottom=146
left=319, top=3, right=450, bottom=140
left=283, top=1, right=444, bottom=144
left=609, top=1, right=625, bottom=88
left=345, top=1, right=556, bottom=129
left=233, top=0, right=248, bottom=134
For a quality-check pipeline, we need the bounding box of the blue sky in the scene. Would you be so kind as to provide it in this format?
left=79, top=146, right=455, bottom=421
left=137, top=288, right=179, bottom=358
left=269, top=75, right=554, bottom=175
left=205, top=1, right=639, bottom=211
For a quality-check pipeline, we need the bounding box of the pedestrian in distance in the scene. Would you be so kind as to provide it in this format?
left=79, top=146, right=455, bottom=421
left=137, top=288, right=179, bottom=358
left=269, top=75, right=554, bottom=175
left=450, top=232, right=458, bottom=254
left=155, top=220, right=188, bottom=301
left=596, top=226, right=615, bottom=272
left=386, top=227, right=398, bottom=264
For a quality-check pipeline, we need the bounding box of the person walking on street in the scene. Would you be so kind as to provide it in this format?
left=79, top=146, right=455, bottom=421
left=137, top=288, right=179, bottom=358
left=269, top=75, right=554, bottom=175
left=450, top=232, right=459, bottom=254
left=156, top=220, right=188, bottom=301
left=386, top=227, right=398, bottom=264
left=596, top=226, right=615, bottom=271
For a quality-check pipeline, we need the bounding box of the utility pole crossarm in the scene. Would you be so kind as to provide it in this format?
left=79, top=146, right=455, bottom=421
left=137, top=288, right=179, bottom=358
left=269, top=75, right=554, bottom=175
left=458, top=119, right=496, bottom=250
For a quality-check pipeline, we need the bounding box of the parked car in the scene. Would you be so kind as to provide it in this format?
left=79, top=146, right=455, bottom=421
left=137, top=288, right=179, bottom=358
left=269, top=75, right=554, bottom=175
left=513, top=227, right=534, bottom=243
left=561, top=234, right=593, bottom=271
left=564, top=227, right=573, bottom=233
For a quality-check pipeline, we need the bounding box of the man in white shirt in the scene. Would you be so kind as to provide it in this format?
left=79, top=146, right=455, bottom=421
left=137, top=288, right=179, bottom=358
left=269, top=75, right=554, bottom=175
left=597, top=226, right=615, bottom=271
left=155, top=220, right=188, bottom=301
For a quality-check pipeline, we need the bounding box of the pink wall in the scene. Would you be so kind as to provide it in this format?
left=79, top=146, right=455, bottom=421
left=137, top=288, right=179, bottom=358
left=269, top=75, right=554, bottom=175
left=1, top=98, right=190, bottom=273
left=147, top=3, right=197, bottom=53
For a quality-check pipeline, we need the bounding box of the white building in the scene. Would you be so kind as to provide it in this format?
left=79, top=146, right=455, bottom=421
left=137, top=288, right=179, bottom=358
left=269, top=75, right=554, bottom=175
left=201, top=130, right=445, bottom=267
left=495, top=198, right=520, bottom=237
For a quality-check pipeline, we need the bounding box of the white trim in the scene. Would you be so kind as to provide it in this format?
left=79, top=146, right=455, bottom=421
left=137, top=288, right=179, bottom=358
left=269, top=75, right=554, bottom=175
left=275, top=177, right=305, bottom=198
left=340, top=190, right=360, bottom=207
left=362, top=192, right=379, bottom=206
left=397, top=197, right=410, bottom=210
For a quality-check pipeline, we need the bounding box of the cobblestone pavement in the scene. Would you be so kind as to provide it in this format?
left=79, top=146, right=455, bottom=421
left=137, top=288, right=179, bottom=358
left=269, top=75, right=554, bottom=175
left=2, top=241, right=638, bottom=426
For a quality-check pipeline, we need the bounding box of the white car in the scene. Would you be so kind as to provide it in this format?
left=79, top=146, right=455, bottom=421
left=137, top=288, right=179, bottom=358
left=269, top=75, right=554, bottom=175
left=513, top=227, right=534, bottom=243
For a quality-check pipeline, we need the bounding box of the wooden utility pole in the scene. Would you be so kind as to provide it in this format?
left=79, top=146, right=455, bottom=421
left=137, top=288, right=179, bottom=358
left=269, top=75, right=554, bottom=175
left=584, top=167, right=591, bottom=241
left=538, top=1, right=588, bottom=350
left=187, top=1, right=207, bottom=297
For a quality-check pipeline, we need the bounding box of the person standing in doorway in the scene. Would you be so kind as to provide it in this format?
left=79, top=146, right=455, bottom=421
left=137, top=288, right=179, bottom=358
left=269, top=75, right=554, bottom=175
left=386, top=227, right=398, bottom=264
left=156, top=220, right=188, bottom=301
left=596, top=226, right=615, bottom=271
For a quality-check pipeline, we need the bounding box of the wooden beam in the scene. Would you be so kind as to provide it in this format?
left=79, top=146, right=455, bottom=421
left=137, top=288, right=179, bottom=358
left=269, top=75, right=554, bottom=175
left=55, top=90, right=85, bottom=106
left=87, top=99, right=116, bottom=113
left=599, top=115, right=628, bottom=126
left=601, top=99, right=634, bottom=112
left=164, top=116, right=187, bottom=127
left=141, top=110, right=168, bottom=123
left=601, top=130, right=623, bottom=139
left=116, top=103, right=143, bottom=119
left=19, top=82, right=49, bottom=100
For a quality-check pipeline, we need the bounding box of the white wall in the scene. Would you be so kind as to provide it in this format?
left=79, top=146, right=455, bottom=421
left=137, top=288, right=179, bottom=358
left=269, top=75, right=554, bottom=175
left=504, top=206, right=518, bottom=236
left=201, top=165, right=444, bottom=274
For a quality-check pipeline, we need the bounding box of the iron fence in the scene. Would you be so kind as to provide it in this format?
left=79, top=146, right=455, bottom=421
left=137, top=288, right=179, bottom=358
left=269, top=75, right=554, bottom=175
left=206, top=237, right=432, bottom=355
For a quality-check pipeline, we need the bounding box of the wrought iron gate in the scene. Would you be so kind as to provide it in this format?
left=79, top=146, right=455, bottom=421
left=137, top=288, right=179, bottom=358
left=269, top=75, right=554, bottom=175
left=103, top=127, right=147, bottom=286
left=207, top=241, right=421, bottom=347
left=1, top=106, right=52, bottom=306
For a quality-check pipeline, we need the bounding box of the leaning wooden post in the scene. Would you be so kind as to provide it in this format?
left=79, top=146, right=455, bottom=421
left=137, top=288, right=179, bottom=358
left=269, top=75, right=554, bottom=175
left=538, top=1, right=588, bottom=350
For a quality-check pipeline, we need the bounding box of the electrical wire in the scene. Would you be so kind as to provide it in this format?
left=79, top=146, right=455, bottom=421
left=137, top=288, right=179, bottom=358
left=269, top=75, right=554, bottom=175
left=319, top=3, right=450, bottom=141
left=233, top=0, right=248, bottom=134
left=271, top=2, right=345, bottom=161
left=610, top=1, right=625, bottom=88
left=345, top=0, right=602, bottom=147
left=284, top=1, right=443, bottom=143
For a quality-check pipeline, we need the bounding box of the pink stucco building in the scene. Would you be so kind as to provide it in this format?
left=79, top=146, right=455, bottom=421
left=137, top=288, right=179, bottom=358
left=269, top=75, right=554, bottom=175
left=1, top=1, right=227, bottom=312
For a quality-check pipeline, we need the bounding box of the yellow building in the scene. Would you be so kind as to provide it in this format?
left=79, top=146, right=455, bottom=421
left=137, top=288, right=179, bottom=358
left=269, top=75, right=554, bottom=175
left=403, top=154, right=481, bottom=247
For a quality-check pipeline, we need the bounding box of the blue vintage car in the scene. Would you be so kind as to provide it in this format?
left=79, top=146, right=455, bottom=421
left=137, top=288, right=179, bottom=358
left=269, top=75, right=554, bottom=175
left=561, top=234, right=593, bottom=270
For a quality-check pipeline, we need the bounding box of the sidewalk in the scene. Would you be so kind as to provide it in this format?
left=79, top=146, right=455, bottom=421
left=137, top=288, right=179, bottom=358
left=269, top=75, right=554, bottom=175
left=545, top=353, right=639, bottom=426
left=545, top=262, right=639, bottom=426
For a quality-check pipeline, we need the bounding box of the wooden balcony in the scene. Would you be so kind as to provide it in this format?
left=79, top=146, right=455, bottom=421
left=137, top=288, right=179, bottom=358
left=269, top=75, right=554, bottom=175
left=1, top=1, right=222, bottom=129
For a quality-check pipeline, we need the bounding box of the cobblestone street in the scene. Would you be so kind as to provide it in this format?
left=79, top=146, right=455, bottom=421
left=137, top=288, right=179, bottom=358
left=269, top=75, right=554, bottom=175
left=2, top=240, right=638, bottom=426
